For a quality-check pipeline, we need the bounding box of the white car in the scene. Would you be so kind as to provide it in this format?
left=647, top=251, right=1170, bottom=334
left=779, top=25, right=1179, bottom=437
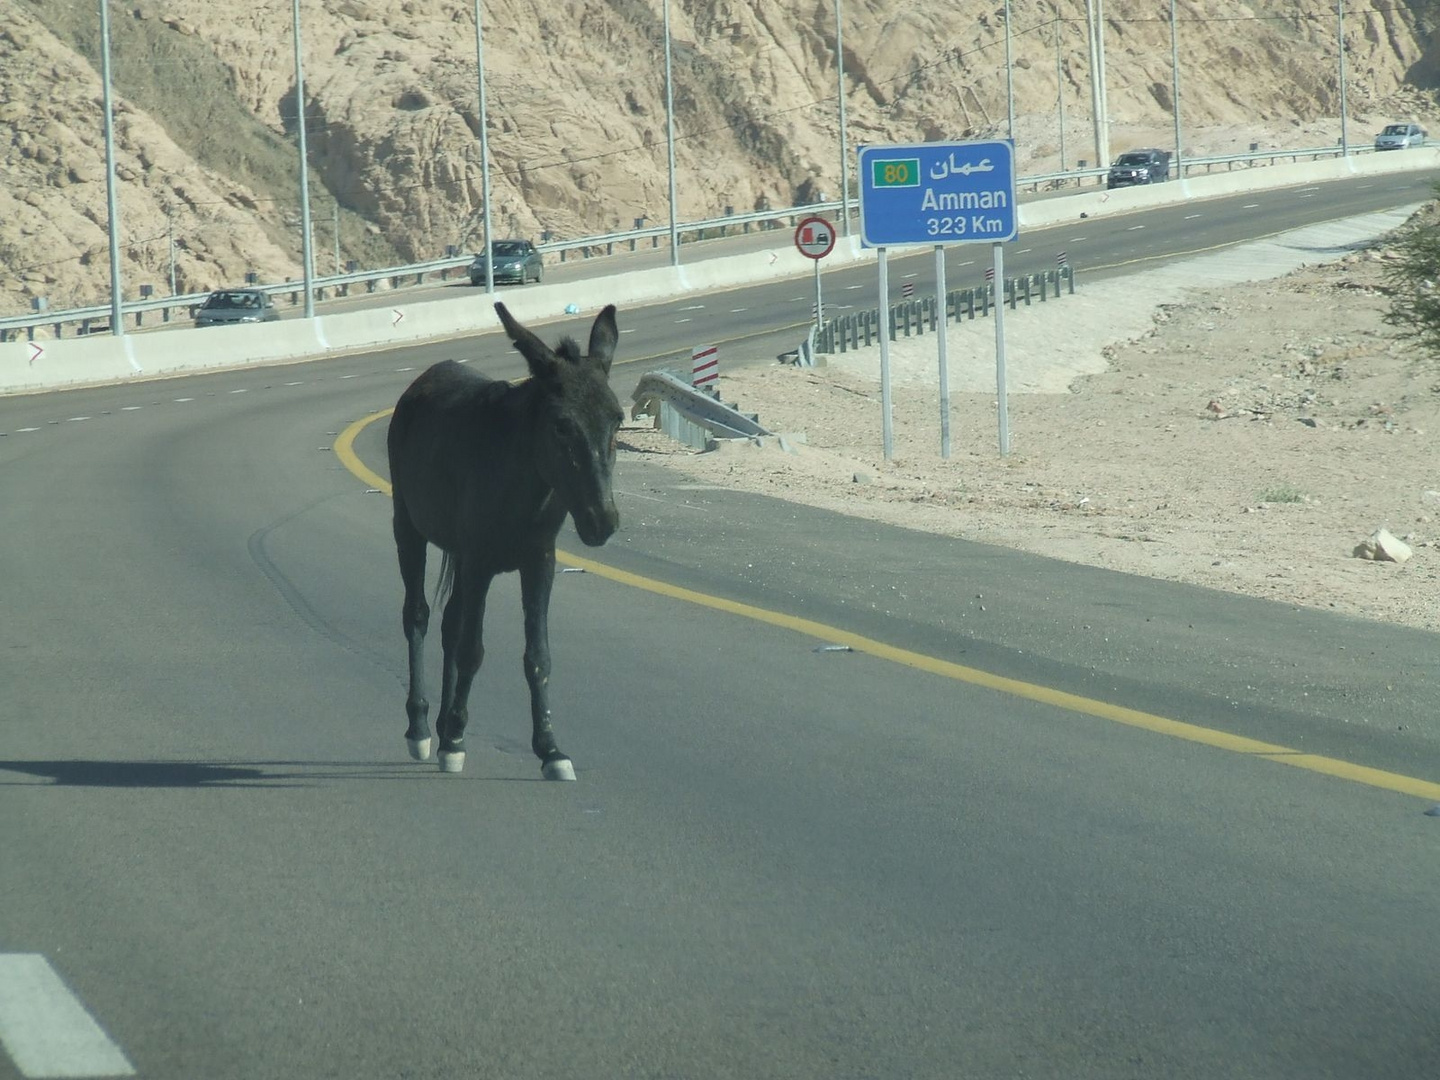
left=1374, top=122, right=1426, bottom=150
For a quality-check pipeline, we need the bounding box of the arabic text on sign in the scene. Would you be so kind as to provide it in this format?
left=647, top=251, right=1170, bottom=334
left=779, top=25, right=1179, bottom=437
left=928, top=154, right=997, bottom=179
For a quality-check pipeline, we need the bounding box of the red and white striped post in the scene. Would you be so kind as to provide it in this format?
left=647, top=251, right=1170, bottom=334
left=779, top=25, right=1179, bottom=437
left=691, top=344, right=719, bottom=390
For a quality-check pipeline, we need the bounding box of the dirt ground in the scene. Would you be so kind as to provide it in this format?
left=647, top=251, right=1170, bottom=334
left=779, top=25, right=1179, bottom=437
left=619, top=206, right=1440, bottom=634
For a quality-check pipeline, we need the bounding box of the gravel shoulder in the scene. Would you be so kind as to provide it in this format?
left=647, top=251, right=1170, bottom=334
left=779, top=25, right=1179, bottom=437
left=619, top=206, right=1440, bottom=634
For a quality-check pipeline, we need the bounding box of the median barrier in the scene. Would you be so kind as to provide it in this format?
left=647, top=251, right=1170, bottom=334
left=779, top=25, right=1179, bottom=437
left=677, top=235, right=872, bottom=293
left=141, top=319, right=326, bottom=378
left=1018, top=147, right=1440, bottom=229
left=0, top=333, right=137, bottom=395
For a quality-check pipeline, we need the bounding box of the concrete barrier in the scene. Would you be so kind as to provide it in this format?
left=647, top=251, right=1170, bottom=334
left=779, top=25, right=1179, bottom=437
left=4, top=148, right=1436, bottom=397
left=1018, top=147, right=1440, bottom=229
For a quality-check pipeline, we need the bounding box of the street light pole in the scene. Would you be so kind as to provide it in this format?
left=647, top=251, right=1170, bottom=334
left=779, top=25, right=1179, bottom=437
left=1085, top=0, right=1109, bottom=172
left=1170, top=0, right=1182, bottom=173
left=99, top=0, right=124, bottom=336
left=474, top=0, right=494, bottom=292
left=1055, top=8, right=1065, bottom=170
left=1337, top=0, right=1350, bottom=155
left=1004, top=0, right=1015, bottom=141
left=291, top=0, right=315, bottom=318
left=663, top=0, right=680, bottom=265
left=835, top=0, right=851, bottom=235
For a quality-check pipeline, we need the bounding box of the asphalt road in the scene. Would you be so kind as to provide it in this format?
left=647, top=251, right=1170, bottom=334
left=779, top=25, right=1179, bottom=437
left=2, top=176, right=1439, bottom=1079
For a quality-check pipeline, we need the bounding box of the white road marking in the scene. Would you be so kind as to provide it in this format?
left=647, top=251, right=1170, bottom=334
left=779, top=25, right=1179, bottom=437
left=119, top=406, right=142, bottom=412
left=1016, top=248, right=1032, bottom=254
left=1127, top=225, right=1146, bottom=231
left=674, top=318, right=693, bottom=324
left=1184, top=214, right=1202, bottom=220
left=284, top=381, right=306, bottom=385
left=1242, top=203, right=1260, bottom=209
left=1069, top=236, right=1088, bottom=242
left=228, top=388, right=248, bottom=394
left=173, top=397, right=194, bottom=403
left=728, top=307, right=748, bottom=312
left=65, top=417, right=90, bottom=423
left=844, top=284, right=864, bottom=290
left=15, top=428, right=39, bottom=434
left=0, top=954, right=135, bottom=1077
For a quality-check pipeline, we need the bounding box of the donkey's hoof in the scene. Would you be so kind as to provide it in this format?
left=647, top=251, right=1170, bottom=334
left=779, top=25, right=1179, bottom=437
left=541, top=757, right=576, bottom=782
left=438, top=750, right=466, bottom=774
left=406, top=737, right=433, bottom=761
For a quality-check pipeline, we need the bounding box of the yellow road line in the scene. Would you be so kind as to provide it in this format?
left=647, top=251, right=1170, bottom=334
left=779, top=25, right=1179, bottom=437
left=337, top=410, right=1440, bottom=804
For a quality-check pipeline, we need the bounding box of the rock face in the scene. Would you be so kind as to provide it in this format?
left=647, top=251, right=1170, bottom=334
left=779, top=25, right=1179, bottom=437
left=1, top=0, right=1437, bottom=313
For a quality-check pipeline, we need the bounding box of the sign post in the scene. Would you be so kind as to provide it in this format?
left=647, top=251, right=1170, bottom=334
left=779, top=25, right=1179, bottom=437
left=858, top=140, right=1018, bottom=457
left=794, top=215, right=836, bottom=343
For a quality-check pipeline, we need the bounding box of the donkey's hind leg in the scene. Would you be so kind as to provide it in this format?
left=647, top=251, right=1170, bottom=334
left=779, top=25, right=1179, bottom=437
left=394, top=498, right=433, bottom=761
left=434, top=564, right=491, bottom=774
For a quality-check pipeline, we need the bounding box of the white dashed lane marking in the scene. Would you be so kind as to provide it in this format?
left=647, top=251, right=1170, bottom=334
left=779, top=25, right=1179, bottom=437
left=0, top=954, right=135, bottom=1078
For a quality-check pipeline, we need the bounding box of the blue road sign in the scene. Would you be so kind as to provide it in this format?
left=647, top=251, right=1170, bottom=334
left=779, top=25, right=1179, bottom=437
left=858, top=140, right=1018, bottom=247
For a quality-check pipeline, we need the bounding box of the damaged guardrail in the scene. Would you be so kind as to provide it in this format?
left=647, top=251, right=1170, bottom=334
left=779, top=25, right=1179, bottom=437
left=630, top=370, right=773, bottom=451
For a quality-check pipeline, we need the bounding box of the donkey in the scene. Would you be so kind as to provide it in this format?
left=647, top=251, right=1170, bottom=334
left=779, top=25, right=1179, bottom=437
left=386, top=302, right=623, bottom=778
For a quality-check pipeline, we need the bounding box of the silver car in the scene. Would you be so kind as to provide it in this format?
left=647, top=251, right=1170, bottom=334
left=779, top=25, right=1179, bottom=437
left=193, top=289, right=280, bottom=327
left=469, top=240, right=544, bottom=286
left=1374, top=122, right=1426, bottom=150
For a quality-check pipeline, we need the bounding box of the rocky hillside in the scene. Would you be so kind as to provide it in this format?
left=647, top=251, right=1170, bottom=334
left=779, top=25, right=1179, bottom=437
left=2, top=0, right=1437, bottom=315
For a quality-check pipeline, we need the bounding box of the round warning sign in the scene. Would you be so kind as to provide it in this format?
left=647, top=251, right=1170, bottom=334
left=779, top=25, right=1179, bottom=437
left=794, top=215, right=837, bottom=260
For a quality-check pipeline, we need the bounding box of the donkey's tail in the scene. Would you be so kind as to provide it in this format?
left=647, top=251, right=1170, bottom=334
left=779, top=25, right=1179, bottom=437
left=433, top=551, right=456, bottom=612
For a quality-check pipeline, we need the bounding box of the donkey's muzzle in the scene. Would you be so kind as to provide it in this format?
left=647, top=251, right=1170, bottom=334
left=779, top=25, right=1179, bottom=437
left=574, top=504, right=619, bottom=547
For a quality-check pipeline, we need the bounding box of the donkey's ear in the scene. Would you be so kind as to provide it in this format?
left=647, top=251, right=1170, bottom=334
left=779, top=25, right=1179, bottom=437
left=495, top=302, right=561, bottom=381
left=587, top=305, right=618, bottom=375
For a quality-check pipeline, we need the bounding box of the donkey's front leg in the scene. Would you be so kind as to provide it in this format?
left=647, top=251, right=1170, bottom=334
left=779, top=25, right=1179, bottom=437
left=520, top=551, right=574, bottom=781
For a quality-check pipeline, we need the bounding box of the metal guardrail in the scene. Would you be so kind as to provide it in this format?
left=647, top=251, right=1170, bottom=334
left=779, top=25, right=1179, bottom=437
left=816, top=266, right=1076, bottom=354
left=0, top=142, right=1376, bottom=342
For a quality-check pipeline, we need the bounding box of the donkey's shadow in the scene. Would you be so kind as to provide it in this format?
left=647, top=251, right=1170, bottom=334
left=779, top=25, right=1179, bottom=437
left=0, top=759, right=449, bottom=788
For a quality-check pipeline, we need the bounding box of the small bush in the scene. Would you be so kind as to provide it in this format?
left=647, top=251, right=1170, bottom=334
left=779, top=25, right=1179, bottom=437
left=1382, top=185, right=1440, bottom=361
left=1257, top=485, right=1305, bottom=504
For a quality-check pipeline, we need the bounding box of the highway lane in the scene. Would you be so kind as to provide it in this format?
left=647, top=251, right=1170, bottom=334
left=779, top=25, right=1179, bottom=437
left=294, top=169, right=1439, bottom=331
left=450, top=170, right=1440, bottom=376
left=3, top=192, right=1440, bottom=1077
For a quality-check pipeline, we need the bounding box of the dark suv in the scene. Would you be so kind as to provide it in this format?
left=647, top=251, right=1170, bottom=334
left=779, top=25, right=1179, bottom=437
left=1106, top=148, right=1172, bottom=189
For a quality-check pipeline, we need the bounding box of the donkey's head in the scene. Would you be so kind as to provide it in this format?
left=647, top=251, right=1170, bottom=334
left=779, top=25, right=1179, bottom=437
left=495, top=302, right=623, bottom=547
